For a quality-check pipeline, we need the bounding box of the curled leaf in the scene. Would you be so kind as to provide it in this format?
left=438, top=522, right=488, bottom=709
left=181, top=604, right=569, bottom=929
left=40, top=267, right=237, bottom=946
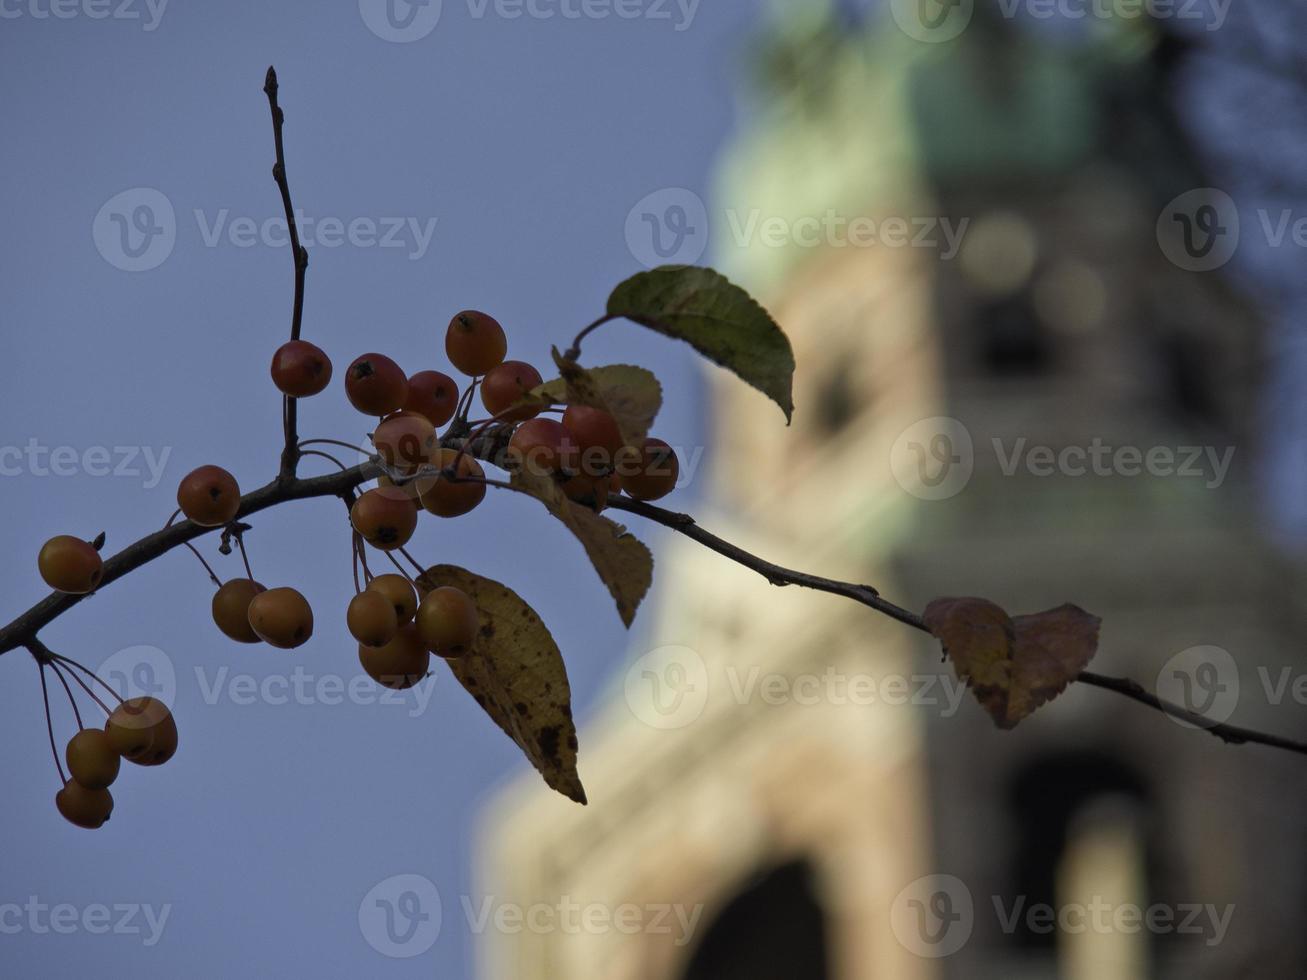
left=606, top=265, right=795, bottom=422
left=509, top=467, right=653, bottom=627
left=923, top=597, right=1101, bottom=729
left=416, top=564, right=586, bottom=804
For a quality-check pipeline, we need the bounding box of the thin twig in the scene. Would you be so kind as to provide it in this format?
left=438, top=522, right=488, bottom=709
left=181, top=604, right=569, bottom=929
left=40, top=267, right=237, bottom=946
left=604, top=496, right=1307, bottom=758
left=563, top=313, right=618, bottom=362
left=183, top=542, right=222, bottom=587
left=264, top=65, right=309, bottom=482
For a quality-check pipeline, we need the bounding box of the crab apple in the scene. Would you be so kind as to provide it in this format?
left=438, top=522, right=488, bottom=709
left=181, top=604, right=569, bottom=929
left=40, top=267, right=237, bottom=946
left=445, top=310, right=507, bottom=376
left=56, top=780, right=113, bottom=830
left=65, top=729, right=120, bottom=790
left=347, top=590, right=399, bottom=648
left=358, top=624, right=430, bottom=690
left=480, top=360, right=543, bottom=421
left=351, top=488, right=419, bottom=550
left=366, top=574, right=418, bottom=625
left=562, top=405, right=623, bottom=476
left=404, top=370, right=460, bottom=428
left=270, top=339, right=333, bottom=397
left=561, top=472, right=609, bottom=512
left=506, top=418, right=577, bottom=477
left=177, top=465, right=241, bottom=527
left=104, top=696, right=175, bottom=764
left=37, top=535, right=103, bottom=594
left=617, top=437, right=680, bottom=501
left=416, top=586, right=479, bottom=658
left=372, top=413, right=436, bottom=476
left=212, top=578, right=266, bottom=643
left=345, top=353, right=408, bottom=416
left=420, top=449, right=486, bottom=518
left=247, top=587, right=314, bottom=649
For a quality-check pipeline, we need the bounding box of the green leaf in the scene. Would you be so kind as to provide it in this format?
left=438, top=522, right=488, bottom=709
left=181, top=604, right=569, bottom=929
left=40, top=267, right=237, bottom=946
left=606, top=265, right=795, bottom=422
left=416, top=564, right=586, bottom=804
left=533, top=356, right=663, bottom=449
left=508, top=467, right=653, bottom=627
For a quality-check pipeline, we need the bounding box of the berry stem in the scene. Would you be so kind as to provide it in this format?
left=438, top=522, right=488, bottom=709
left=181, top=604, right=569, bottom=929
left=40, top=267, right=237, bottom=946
left=54, top=659, right=113, bottom=716
left=381, top=551, right=417, bottom=585
left=300, top=448, right=349, bottom=470
left=52, top=654, right=122, bottom=710
left=37, top=662, right=67, bottom=784
left=563, top=313, right=619, bottom=362
left=235, top=533, right=255, bottom=581
left=47, top=659, right=84, bottom=731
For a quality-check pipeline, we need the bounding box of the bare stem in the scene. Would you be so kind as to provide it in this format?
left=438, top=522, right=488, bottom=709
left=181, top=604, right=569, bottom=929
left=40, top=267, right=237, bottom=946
left=264, top=65, right=309, bottom=482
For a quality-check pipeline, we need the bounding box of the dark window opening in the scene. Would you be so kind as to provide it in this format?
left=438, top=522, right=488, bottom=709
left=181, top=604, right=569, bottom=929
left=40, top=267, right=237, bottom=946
left=680, top=860, right=829, bottom=980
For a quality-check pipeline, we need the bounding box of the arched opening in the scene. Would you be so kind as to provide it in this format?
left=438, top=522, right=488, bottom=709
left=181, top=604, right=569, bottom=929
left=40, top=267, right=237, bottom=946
left=679, top=860, right=830, bottom=980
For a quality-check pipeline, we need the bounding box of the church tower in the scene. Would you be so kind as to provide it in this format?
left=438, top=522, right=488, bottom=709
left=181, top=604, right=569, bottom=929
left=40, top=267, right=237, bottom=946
left=479, top=5, right=1307, bottom=977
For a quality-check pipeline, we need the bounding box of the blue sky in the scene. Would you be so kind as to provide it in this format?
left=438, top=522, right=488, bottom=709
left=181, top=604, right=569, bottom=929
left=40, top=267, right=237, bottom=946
left=0, top=2, right=767, bottom=976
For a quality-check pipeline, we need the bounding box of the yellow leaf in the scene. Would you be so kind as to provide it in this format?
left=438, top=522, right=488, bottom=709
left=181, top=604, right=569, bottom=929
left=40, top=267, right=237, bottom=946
left=416, top=564, right=586, bottom=804
left=922, top=597, right=1101, bottom=729
left=508, top=468, right=653, bottom=627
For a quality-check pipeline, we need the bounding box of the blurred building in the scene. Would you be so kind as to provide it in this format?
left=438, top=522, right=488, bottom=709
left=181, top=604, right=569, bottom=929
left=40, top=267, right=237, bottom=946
left=480, top=4, right=1307, bottom=978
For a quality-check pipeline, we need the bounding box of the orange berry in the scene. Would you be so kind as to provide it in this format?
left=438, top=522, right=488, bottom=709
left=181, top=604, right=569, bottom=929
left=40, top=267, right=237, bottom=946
left=420, top=449, right=486, bottom=518
left=358, top=623, right=430, bottom=690
left=56, top=780, right=113, bottom=829
left=445, top=310, right=507, bottom=376
left=480, top=360, right=543, bottom=421
left=65, top=729, right=120, bottom=790
left=365, top=574, right=418, bottom=625
left=177, top=465, right=241, bottom=527
left=247, top=587, right=314, bottom=649
left=104, top=696, right=175, bottom=765
left=562, top=405, right=623, bottom=476
left=212, top=578, right=266, bottom=643
left=372, top=413, right=436, bottom=475
left=347, top=590, right=399, bottom=647
left=270, top=339, right=333, bottom=397
left=37, top=535, right=103, bottom=594
left=617, top=437, right=680, bottom=501
left=351, top=488, right=419, bottom=550
left=345, top=353, right=408, bottom=416
left=415, top=586, right=479, bottom=658
left=404, top=370, right=460, bottom=428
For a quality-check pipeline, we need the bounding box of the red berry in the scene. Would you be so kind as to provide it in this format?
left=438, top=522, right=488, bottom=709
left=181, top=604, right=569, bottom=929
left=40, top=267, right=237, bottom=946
left=177, top=465, right=241, bottom=527
left=345, top=354, right=408, bottom=416
left=480, top=360, right=543, bottom=421
left=56, top=780, right=113, bottom=829
left=415, top=586, right=479, bottom=658
left=212, top=578, right=266, bottom=643
left=358, top=624, right=430, bottom=690
left=445, top=311, right=507, bottom=376
left=420, top=449, right=486, bottom=518
left=404, top=370, right=460, bottom=428
left=246, top=587, right=314, bottom=649
left=561, top=405, right=623, bottom=477
left=506, top=418, right=577, bottom=477
left=617, top=437, right=680, bottom=501
left=270, top=340, right=333, bottom=397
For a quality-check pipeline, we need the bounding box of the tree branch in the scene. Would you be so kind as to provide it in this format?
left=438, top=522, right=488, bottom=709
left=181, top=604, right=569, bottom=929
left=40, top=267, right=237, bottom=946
left=605, top=496, right=1307, bottom=758
left=263, top=65, right=309, bottom=482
